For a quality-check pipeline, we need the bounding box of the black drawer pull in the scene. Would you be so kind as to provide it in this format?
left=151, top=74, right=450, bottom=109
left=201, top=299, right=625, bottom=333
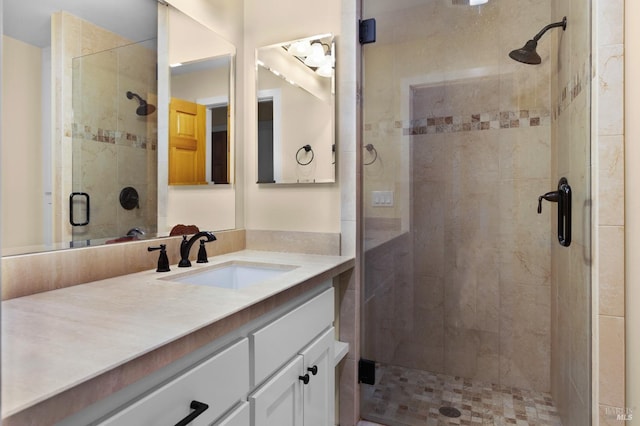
left=307, top=365, right=318, bottom=376
left=174, top=400, right=209, bottom=426
left=298, top=374, right=310, bottom=385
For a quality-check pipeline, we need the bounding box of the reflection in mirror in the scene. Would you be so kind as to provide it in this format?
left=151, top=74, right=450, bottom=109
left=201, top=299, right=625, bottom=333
left=256, top=34, right=335, bottom=184
left=1, top=0, right=158, bottom=255
left=168, top=7, right=235, bottom=187
left=71, top=39, right=158, bottom=244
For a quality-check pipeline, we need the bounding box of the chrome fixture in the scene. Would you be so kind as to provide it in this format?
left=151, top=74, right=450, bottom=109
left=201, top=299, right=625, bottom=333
left=509, top=17, right=567, bottom=65
left=179, top=231, right=217, bottom=267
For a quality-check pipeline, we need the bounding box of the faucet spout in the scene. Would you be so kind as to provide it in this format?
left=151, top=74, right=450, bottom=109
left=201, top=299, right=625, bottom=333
left=178, top=231, right=217, bottom=267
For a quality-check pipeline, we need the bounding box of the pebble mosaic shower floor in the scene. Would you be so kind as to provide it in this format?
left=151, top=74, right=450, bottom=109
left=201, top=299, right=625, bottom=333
left=361, top=363, right=563, bottom=426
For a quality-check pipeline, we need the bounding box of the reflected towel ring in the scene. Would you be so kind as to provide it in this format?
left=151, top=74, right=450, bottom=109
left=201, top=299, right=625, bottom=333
left=296, top=144, right=315, bottom=166
left=364, top=143, right=378, bottom=165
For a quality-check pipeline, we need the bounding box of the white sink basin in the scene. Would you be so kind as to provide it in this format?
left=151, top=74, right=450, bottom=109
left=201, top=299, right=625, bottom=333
left=165, top=261, right=297, bottom=290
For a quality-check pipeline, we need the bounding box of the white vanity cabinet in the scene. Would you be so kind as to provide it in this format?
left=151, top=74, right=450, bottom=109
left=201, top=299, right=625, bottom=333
left=59, top=284, right=338, bottom=426
left=98, top=338, right=249, bottom=426
left=250, top=328, right=335, bottom=426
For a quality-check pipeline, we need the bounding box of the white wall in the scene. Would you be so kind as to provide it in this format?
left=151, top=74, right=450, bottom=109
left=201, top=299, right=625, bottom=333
left=1, top=35, right=44, bottom=249
left=163, top=0, right=342, bottom=234
left=243, top=0, right=341, bottom=232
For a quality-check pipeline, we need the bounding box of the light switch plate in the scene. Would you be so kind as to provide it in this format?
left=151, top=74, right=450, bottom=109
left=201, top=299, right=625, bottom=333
left=372, top=191, right=394, bottom=207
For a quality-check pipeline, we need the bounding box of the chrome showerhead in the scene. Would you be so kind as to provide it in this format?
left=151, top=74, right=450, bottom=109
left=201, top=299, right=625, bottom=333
left=126, top=91, right=156, bottom=116
left=509, top=17, right=567, bottom=65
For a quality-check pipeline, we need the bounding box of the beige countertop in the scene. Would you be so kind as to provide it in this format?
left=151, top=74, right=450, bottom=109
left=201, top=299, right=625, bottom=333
left=1, top=249, right=354, bottom=419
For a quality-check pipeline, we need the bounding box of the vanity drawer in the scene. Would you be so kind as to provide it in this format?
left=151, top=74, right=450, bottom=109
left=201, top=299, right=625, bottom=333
left=99, top=338, right=249, bottom=426
left=213, top=401, right=250, bottom=426
left=252, top=286, right=334, bottom=385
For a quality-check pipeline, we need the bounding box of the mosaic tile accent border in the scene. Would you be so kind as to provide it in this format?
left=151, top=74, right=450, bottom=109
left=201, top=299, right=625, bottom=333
left=71, top=123, right=157, bottom=150
left=555, top=60, right=590, bottom=119
left=361, top=363, right=563, bottom=426
left=404, top=109, right=550, bottom=135
left=364, top=109, right=550, bottom=136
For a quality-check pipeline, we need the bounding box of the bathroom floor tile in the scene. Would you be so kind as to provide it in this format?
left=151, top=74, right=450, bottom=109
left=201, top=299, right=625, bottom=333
left=361, top=363, right=562, bottom=426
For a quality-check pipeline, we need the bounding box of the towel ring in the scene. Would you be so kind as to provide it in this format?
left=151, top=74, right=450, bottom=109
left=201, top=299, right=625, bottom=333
left=364, top=143, right=378, bottom=165
left=296, top=144, right=314, bottom=166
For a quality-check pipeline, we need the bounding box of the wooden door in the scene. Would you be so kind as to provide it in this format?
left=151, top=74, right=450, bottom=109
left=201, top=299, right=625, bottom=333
left=169, top=98, right=206, bottom=185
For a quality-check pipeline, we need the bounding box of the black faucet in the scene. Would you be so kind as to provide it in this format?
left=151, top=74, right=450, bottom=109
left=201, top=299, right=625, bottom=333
left=179, top=231, right=217, bottom=267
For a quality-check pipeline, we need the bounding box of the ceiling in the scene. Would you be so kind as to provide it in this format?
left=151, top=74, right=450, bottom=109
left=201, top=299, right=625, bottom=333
left=3, top=0, right=158, bottom=48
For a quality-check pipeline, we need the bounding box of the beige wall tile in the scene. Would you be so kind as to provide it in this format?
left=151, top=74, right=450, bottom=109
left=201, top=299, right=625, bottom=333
left=598, top=226, right=624, bottom=316
left=599, top=315, right=625, bottom=407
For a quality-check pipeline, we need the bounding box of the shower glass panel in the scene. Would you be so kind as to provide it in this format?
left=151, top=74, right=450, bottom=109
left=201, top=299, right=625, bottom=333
left=360, top=1, right=591, bottom=425
left=71, top=39, right=157, bottom=244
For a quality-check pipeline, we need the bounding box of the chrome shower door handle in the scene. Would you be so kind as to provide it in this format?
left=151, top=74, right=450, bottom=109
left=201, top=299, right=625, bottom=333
left=537, top=177, right=571, bottom=247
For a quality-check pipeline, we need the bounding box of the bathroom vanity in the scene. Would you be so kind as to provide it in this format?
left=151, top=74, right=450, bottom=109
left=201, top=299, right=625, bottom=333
left=1, top=250, right=354, bottom=425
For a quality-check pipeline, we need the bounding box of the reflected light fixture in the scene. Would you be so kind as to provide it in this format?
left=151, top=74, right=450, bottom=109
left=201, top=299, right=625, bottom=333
left=286, top=38, right=334, bottom=78
left=452, top=0, right=488, bottom=5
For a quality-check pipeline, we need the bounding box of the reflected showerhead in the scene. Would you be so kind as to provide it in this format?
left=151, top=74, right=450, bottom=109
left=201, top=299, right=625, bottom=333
left=509, top=17, right=567, bottom=65
left=126, top=91, right=156, bottom=116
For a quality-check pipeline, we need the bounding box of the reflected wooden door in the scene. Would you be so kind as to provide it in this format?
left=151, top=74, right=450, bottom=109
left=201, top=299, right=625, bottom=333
left=169, top=98, right=206, bottom=185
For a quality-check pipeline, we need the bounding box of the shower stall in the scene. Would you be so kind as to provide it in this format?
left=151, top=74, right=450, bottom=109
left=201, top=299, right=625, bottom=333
left=70, top=39, right=158, bottom=243
left=360, top=1, right=591, bottom=425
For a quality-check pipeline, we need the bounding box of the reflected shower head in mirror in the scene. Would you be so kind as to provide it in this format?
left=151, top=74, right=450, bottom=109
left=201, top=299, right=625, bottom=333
left=509, top=16, right=567, bottom=65
left=126, top=91, right=156, bottom=116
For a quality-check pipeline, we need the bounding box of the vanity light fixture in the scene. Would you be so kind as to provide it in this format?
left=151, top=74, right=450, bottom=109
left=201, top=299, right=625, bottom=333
left=452, top=0, right=489, bottom=5
left=285, top=37, right=334, bottom=78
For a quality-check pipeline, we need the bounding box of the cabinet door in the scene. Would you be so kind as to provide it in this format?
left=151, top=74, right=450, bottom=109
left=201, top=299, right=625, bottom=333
left=300, top=328, right=335, bottom=426
left=250, top=356, right=304, bottom=426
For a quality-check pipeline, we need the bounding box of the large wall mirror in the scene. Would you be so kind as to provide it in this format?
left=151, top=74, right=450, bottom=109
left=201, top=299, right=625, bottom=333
left=1, top=0, right=158, bottom=255
left=168, top=6, right=235, bottom=187
left=256, top=34, right=335, bottom=184
left=1, top=0, right=238, bottom=256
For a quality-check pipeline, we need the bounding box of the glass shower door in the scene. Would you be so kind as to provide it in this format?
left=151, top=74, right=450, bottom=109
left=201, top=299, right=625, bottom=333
left=360, top=1, right=591, bottom=424
left=71, top=40, right=158, bottom=245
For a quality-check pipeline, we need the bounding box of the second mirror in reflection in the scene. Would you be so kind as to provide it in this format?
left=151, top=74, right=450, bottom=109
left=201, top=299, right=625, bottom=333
left=168, top=7, right=235, bottom=186
left=257, top=34, right=335, bottom=184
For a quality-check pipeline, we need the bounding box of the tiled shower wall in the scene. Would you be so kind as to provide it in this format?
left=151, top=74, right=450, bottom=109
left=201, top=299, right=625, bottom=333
left=363, top=0, right=556, bottom=393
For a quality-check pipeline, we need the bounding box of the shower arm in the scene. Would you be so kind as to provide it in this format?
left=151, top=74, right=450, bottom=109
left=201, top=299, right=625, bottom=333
left=532, top=17, right=567, bottom=42
left=127, top=91, right=144, bottom=104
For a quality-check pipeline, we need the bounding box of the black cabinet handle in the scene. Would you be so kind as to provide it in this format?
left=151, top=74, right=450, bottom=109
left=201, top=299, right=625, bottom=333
left=298, top=374, right=310, bottom=385
left=307, top=365, right=318, bottom=376
left=69, top=192, right=90, bottom=226
left=537, top=177, right=572, bottom=247
left=174, top=400, right=209, bottom=426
